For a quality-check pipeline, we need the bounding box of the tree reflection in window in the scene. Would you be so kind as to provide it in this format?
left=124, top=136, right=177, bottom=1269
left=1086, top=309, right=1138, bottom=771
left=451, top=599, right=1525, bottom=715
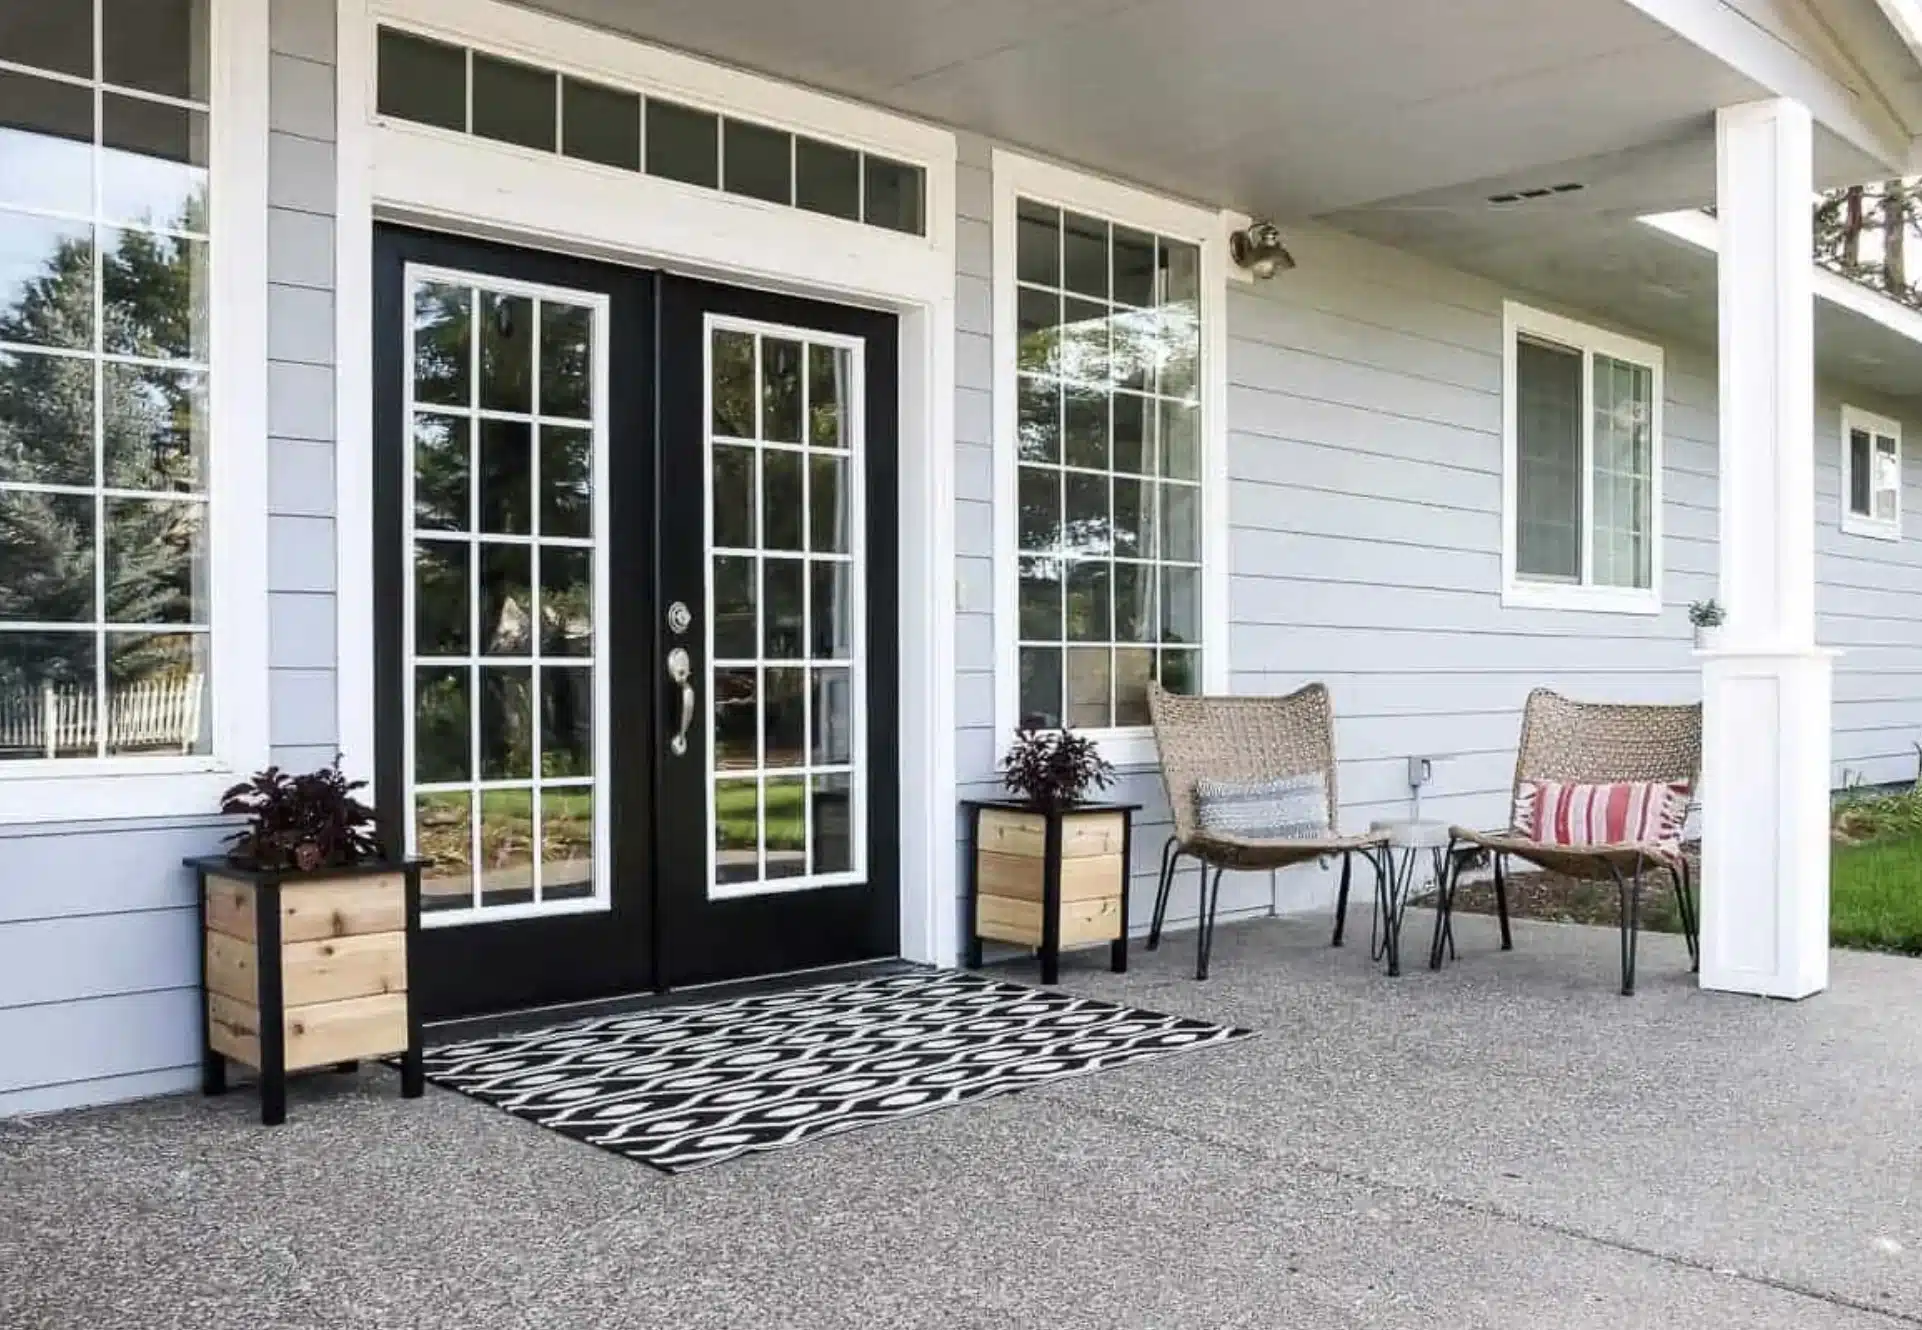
left=0, top=146, right=210, bottom=760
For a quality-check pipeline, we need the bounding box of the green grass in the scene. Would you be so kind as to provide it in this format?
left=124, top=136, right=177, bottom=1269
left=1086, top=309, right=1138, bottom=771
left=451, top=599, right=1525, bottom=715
left=1830, top=833, right=1922, bottom=955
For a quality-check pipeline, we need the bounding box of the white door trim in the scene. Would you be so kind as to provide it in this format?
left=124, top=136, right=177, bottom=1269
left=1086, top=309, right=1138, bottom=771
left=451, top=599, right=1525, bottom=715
left=336, top=0, right=958, bottom=967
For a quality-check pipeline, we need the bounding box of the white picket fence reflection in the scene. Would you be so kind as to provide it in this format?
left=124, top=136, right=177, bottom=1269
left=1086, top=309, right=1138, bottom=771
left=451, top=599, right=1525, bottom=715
left=0, top=674, right=205, bottom=758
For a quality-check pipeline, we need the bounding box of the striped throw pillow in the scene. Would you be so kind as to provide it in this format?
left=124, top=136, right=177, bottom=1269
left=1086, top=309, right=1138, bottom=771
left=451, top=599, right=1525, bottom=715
left=1512, top=779, right=1690, bottom=847
left=1195, top=773, right=1329, bottom=841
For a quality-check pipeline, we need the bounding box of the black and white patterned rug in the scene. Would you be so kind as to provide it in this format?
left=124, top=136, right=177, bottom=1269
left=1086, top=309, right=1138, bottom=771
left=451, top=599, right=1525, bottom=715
left=418, top=970, right=1253, bottom=1172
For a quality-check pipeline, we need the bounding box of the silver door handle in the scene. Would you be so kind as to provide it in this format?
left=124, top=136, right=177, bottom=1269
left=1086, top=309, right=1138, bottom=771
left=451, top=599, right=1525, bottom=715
left=667, top=647, right=695, bottom=756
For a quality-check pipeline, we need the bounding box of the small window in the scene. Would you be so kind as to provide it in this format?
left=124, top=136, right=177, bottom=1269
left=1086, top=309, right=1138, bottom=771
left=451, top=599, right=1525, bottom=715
left=1841, top=406, right=1902, bottom=541
left=1503, top=303, right=1663, bottom=613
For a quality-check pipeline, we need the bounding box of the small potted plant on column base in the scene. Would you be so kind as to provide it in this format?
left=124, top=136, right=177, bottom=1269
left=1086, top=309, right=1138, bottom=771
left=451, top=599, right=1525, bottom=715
left=963, top=730, right=1138, bottom=984
left=1689, top=599, right=1726, bottom=651
left=184, top=760, right=425, bottom=1125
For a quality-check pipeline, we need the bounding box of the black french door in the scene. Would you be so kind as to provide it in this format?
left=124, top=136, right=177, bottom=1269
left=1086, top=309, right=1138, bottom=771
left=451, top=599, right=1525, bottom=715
left=654, top=276, right=899, bottom=987
left=373, top=228, right=898, bottom=1021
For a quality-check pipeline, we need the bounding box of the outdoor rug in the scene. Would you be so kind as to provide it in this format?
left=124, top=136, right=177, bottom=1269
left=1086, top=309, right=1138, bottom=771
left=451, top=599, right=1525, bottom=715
left=417, top=970, right=1253, bottom=1172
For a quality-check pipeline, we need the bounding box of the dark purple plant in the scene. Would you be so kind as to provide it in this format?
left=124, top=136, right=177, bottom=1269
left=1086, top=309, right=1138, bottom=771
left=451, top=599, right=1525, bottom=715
left=1001, top=729, right=1116, bottom=810
left=221, top=757, right=382, bottom=872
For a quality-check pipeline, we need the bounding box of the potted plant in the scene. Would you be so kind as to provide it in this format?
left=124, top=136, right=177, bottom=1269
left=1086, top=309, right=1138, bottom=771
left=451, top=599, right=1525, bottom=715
left=1689, top=599, right=1726, bottom=651
left=965, top=730, right=1133, bottom=982
left=185, top=758, right=424, bottom=1125
left=1001, top=726, right=1116, bottom=810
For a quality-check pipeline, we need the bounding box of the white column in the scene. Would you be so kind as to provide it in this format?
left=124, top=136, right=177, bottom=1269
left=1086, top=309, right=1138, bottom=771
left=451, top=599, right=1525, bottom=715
left=1700, top=99, right=1832, bottom=999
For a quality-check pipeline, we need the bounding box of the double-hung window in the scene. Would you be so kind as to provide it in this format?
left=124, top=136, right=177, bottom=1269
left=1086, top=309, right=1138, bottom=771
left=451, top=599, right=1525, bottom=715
left=1502, top=302, right=1663, bottom=613
left=1840, top=406, right=1901, bottom=541
left=0, top=0, right=266, bottom=819
left=992, top=152, right=1223, bottom=760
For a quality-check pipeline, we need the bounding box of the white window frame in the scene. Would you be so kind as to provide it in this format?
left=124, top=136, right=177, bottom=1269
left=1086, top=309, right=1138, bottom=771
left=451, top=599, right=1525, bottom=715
left=1839, top=404, right=1902, bottom=542
left=1500, top=300, right=1665, bottom=616
left=989, top=150, right=1230, bottom=769
left=0, top=0, right=270, bottom=824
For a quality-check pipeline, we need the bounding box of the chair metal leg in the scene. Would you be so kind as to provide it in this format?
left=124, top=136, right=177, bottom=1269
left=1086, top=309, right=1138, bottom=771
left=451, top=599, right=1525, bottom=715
left=1492, top=852, right=1514, bottom=951
left=1672, top=858, right=1700, bottom=972
left=1605, top=859, right=1642, bottom=996
left=1429, top=837, right=1460, bottom=970
left=1196, top=866, right=1225, bottom=981
left=1372, top=848, right=1404, bottom=977
left=1331, top=851, right=1353, bottom=947
left=1149, top=836, right=1180, bottom=950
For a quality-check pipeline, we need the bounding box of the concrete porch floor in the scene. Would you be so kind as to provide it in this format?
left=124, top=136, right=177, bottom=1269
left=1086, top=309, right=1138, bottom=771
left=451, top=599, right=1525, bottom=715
left=2, top=911, right=1919, bottom=1329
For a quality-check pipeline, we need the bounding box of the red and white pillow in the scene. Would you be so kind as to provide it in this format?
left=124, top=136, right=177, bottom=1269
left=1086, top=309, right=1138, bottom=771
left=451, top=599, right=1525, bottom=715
left=1512, top=779, right=1691, bottom=847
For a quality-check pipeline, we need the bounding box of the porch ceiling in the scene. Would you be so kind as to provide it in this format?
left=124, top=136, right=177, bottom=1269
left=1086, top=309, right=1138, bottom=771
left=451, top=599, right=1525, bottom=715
left=518, top=0, right=1774, bottom=216
left=1324, top=134, right=1922, bottom=403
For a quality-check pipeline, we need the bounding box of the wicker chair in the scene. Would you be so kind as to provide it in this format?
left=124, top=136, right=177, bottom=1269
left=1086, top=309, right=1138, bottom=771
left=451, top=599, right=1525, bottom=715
left=1146, top=682, right=1391, bottom=979
left=1440, top=689, right=1703, bottom=995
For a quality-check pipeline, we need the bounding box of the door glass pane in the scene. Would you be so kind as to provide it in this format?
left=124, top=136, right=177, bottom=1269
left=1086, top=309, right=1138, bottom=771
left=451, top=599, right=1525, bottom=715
left=478, top=419, right=531, bottom=534
left=480, top=292, right=533, bottom=413
left=764, top=775, right=806, bottom=880
left=414, top=666, right=469, bottom=782
left=413, top=283, right=472, bottom=407
left=810, top=773, right=852, bottom=874
left=706, top=322, right=865, bottom=896
left=479, top=667, right=532, bottom=778
left=541, top=787, right=594, bottom=900
left=540, top=665, right=592, bottom=777
left=763, top=559, right=804, bottom=659
left=479, top=787, right=536, bottom=906
left=808, top=345, right=848, bottom=447
left=405, top=273, right=602, bottom=917
left=540, top=304, right=593, bottom=420
left=715, top=778, right=759, bottom=884
left=416, top=792, right=474, bottom=913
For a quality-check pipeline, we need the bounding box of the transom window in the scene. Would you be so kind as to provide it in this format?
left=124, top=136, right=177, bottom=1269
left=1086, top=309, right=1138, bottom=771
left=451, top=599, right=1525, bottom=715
left=1503, top=302, right=1663, bottom=614
left=374, top=27, right=925, bottom=238
left=0, top=0, right=214, bottom=762
left=1012, top=198, right=1204, bottom=729
left=1840, top=405, right=1902, bottom=541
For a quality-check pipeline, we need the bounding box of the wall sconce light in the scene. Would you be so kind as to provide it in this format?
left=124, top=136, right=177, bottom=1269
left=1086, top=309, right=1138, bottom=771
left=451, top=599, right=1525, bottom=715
left=1229, top=220, right=1295, bottom=279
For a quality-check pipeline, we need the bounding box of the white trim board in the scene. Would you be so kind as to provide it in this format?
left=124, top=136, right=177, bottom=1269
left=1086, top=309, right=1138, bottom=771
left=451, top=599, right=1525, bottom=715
left=0, top=0, right=270, bottom=824
left=336, top=0, right=959, bottom=967
left=988, top=148, right=1232, bottom=771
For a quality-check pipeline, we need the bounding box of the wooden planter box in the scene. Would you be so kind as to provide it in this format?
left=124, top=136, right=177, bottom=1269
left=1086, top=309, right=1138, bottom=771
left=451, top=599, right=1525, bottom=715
left=962, top=800, right=1138, bottom=984
left=186, top=857, right=425, bottom=1125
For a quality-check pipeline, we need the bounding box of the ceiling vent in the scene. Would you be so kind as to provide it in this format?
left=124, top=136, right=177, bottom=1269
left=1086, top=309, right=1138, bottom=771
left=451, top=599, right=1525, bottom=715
left=1487, top=182, right=1585, bottom=206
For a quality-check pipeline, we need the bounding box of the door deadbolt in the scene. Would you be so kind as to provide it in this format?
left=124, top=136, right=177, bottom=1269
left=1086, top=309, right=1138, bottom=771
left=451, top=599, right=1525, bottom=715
left=667, top=601, right=691, bottom=635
